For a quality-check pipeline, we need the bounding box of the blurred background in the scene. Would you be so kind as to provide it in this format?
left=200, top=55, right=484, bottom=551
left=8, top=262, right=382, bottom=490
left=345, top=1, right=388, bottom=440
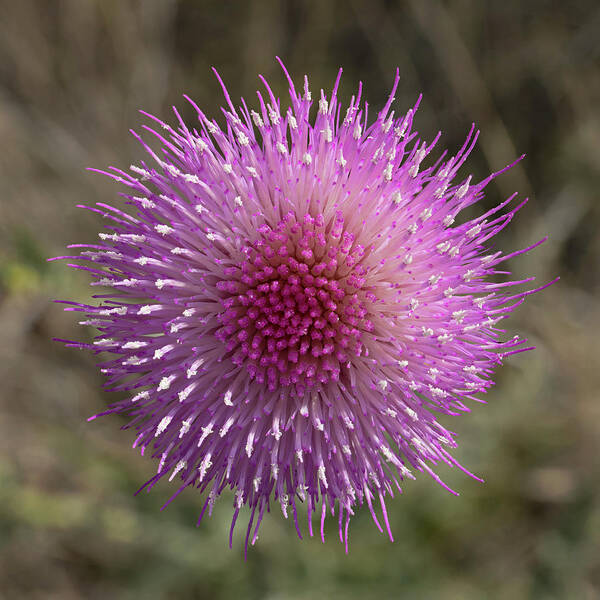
left=1, top=1, right=599, bottom=598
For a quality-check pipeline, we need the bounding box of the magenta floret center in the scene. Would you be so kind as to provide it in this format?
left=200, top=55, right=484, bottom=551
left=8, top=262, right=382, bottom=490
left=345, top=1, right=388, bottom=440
left=216, top=210, right=374, bottom=394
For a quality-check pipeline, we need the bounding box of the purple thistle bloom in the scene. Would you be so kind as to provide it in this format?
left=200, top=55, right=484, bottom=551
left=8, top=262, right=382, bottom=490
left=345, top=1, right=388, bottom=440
left=56, top=59, right=553, bottom=554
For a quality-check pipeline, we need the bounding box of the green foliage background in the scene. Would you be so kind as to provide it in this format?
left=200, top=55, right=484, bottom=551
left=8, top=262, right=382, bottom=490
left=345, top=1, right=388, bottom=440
left=1, top=1, right=599, bottom=598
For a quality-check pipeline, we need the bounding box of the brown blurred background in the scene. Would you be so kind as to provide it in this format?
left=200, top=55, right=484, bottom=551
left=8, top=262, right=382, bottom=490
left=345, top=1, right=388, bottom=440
left=0, top=1, right=599, bottom=598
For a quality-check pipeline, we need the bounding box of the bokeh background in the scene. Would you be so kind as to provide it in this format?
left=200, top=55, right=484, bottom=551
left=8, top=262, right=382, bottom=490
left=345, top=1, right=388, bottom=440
left=1, top=1, right=599, bottom=598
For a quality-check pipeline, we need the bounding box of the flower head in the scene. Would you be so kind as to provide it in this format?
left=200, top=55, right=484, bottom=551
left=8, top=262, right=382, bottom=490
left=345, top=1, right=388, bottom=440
left=56, top=60, right=552, bottom=554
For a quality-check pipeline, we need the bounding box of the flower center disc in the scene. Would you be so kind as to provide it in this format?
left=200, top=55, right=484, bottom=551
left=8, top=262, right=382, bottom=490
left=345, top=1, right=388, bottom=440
left=216, top=210, right=375, bottom=396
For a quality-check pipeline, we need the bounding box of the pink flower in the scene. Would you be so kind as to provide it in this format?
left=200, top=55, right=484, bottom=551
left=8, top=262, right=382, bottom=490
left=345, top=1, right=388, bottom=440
left=56, top=59, right=554, bottom=554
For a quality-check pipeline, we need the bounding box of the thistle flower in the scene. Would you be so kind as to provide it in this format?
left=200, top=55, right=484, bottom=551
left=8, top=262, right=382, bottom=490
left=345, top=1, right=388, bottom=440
left=56, top=59, right=553, bottom=554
